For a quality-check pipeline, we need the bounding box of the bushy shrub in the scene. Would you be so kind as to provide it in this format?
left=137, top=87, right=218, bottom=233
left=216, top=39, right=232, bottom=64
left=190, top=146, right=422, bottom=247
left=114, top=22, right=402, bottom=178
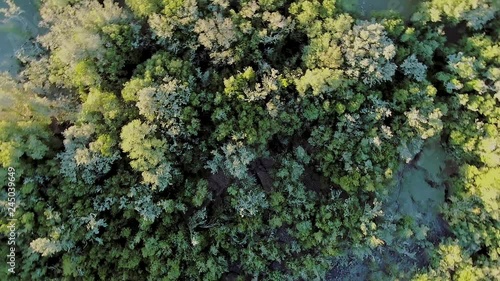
left=341, top=20, right=397, bottom=86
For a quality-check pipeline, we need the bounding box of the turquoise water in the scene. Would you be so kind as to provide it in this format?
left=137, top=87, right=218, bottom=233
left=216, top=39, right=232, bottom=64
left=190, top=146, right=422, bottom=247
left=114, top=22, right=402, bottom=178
left=0, top=0, right=41, bottom=75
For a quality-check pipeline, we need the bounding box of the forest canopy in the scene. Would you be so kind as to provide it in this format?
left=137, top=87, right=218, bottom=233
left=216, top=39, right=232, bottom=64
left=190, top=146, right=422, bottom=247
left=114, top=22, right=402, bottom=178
left=0, top=0, right=499, bottom=280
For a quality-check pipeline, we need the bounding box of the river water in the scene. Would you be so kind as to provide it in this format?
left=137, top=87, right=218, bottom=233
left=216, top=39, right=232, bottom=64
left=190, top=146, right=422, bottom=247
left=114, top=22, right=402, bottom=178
left=341, top=0, right=422, bottom=19
left=0, top=0, right=41, bottom=75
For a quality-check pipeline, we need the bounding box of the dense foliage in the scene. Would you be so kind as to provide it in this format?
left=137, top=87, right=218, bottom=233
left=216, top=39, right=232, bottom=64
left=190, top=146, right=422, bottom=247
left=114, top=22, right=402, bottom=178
left=1, top=0, right=499, bottom=280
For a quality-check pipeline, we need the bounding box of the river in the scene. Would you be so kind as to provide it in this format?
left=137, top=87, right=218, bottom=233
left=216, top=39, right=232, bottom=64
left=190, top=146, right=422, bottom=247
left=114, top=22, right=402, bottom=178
left=0, top=0, right=41, bottom=75
left=341, top=0, right=422, bottom=19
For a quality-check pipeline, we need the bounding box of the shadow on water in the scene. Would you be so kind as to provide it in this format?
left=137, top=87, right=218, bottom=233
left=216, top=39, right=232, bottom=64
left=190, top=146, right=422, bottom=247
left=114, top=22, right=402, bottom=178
left=0, top=0, right=41, bottom=75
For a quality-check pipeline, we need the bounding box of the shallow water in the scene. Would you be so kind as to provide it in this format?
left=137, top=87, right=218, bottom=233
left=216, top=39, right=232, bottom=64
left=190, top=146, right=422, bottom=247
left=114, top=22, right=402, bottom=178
left=340, top=0, right=422, bottom=19
left=0, top=0, right=41, bottom=75
left=327, top=138, right=451, bottom=280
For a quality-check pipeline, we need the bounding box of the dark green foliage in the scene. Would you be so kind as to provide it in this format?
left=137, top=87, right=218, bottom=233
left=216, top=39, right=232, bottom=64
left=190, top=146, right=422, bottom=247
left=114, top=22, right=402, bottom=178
left=1, top=0, right=499, bottom=280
